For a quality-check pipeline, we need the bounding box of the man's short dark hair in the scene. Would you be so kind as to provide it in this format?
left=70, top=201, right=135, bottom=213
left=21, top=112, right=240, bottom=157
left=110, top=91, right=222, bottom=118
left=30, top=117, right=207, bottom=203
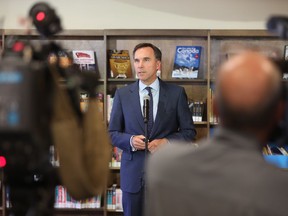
left=133, top=43, right=162, bottom=61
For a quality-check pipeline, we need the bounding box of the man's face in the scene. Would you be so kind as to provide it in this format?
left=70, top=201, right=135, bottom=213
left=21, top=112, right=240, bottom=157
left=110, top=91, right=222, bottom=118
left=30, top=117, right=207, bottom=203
left=133, top=47, right=161, bottom=85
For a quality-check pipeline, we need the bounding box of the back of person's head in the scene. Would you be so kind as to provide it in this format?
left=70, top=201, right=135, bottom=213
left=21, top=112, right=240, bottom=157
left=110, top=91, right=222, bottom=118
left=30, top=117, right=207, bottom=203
left=214, top=51, right=284, bottom=134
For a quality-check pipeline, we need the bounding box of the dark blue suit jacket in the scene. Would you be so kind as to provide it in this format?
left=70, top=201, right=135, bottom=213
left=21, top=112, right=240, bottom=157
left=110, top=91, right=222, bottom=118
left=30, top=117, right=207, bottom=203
left=108, top=78, right=196, bottom=193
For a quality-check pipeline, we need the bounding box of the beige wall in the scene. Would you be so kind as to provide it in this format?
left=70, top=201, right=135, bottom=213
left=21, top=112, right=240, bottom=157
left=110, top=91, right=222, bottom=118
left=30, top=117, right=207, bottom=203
left=0, top=0, right=288, bottom=30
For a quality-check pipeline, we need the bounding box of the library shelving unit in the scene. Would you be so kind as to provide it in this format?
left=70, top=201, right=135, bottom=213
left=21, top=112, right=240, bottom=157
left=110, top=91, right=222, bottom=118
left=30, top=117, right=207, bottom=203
left=0, top=28, right=287, bottom=216
left=209, top=30, right=288, bottom=79
left=105, top=29, right=210, bottom=140
left=208, top=30, right=288, bottom=135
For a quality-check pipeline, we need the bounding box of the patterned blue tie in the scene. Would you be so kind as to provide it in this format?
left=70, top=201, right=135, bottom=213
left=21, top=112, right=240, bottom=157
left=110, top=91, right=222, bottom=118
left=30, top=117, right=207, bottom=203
left=145, top=87, right=154, bottom=137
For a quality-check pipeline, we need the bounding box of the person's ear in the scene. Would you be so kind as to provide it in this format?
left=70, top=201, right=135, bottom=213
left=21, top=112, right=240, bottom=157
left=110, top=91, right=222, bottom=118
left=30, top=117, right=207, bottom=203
left=156, top=60, right=161, bottom=71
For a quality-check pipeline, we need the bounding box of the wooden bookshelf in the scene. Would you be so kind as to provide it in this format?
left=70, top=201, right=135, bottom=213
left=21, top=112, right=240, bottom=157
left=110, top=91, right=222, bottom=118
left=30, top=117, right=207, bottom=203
left=1, top=28, right=287, bottom=216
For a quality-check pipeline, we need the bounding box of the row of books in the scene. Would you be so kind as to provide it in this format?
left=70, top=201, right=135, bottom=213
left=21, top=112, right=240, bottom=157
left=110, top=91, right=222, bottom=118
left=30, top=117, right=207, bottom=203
left=189, top=100, right=206, bottom=122
left=54, top=185, right=102, bottom=209
left=107, top=94, right=114, bottom=123
left=109, top=147, right=122, bottom=168
left=263, top=144, right=288, bottom=156
left=52, top=47, right=288, bottom=80
left=54, top=46, right=202, bottom=79
left=107, top=184, right=123, bottom=211
left=263, top=144, right=288, bottom=169
left=108, top=46, right=202, bottom=79
left=6, top=184, right=121, bottom=210
left=208, top=88, right=220, bottom=124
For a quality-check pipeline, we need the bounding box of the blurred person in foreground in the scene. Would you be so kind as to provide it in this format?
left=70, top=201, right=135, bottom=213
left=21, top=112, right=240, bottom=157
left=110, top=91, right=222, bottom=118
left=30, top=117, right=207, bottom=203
left=146, top=51, right=288, bottom=216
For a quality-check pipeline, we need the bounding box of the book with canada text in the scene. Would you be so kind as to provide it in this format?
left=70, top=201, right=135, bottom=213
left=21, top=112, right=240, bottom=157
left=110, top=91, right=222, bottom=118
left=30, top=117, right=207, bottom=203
left=172, top=46, right=202, bottom=79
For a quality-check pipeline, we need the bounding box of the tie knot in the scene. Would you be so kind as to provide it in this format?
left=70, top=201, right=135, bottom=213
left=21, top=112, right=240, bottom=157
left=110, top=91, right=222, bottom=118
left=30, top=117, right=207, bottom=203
left=145, top=86, right=152, bottom=95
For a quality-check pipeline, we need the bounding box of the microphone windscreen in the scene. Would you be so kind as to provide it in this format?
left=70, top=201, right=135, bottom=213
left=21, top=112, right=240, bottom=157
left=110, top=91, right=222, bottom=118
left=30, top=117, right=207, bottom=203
left=144, top=95, right=150, bottom=101
left=51, top=68, right=110, bottom=200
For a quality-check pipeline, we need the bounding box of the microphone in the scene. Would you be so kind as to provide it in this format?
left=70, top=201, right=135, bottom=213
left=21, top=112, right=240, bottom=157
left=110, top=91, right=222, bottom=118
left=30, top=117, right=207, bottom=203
left=267, top=16, right=288, bottom=39
left=143, top=95, right=150, bottom=123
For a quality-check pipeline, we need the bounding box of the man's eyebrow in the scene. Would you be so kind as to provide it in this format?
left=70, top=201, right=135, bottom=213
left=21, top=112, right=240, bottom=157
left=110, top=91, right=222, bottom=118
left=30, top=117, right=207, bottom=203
left=134, top=57, right=151, bottom=60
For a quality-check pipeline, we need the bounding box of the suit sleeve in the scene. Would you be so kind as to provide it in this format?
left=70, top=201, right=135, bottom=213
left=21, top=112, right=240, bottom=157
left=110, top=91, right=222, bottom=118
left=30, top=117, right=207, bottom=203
left=166, top=87, right=197, bottom=142
left=108, top=90, right=133, bottom=152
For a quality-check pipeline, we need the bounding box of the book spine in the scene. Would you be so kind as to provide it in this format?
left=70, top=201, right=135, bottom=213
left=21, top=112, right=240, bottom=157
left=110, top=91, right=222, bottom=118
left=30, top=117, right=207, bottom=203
left=107, top=188, right=112, bottom=210
left=112, top=184, right=116, bottom=210
left=115, top=188, right=123, bottom=211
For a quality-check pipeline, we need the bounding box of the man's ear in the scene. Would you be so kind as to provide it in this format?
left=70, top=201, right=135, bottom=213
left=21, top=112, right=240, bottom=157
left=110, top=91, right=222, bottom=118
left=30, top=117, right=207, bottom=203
left=156, top=60, right=161, bottom=71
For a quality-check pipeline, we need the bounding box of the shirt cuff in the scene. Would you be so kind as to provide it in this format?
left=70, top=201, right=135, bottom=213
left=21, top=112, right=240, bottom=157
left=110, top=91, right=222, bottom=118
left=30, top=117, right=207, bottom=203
left=130, top=135, right=137, bottom=151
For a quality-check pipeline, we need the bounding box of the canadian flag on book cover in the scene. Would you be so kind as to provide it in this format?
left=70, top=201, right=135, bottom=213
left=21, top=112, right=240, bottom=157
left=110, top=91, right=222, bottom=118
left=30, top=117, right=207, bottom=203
left=72, top=50, right=97, bottom=72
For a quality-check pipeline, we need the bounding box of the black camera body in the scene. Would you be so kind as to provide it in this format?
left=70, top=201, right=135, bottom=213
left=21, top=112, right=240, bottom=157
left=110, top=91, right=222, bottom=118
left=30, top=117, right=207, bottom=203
left=0, top=53, right=53, bottom=183
left=0, top=3, right=73, bottom=215
left=0, top=43, right=61, bottom=216
left=0, top=2, right=105, bottom=215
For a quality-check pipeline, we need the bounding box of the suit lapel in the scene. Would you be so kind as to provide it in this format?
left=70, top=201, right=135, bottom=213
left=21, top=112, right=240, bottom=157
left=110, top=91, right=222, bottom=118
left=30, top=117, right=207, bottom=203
left=150, top=79, right=168, bottom=137
left=129, top=81, right=145, bottom=132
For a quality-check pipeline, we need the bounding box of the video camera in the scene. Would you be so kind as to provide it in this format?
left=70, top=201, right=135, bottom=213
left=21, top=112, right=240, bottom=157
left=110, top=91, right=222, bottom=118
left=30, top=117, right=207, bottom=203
left=0, top=2, right=110, bottom=216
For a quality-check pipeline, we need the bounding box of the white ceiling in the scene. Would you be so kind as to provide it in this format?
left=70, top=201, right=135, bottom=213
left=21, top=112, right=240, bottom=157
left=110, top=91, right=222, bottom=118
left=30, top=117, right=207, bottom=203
left=114, top=0, right=288, bottom=21
left=1, top=0, right=288, bottom=29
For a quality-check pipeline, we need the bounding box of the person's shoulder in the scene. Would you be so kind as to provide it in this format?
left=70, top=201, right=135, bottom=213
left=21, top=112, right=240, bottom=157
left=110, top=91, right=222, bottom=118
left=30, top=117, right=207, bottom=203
left=148, top=141, right=198, bottom=170
left=149, top=138, right=212, bottom=164
left=146, top=141, right=211, bottom=185
left=147, top=140, right=212, bottom=183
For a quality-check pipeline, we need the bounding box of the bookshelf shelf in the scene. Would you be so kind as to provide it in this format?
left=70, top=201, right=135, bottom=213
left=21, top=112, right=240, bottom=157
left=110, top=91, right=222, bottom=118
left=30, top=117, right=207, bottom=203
left=53, top=208, right=105, bottom=216
left=54, top=208, right=105, bottom=212
left=109, top=167, right=120, bottom=170
left=194, top=121, right=208, bottom=125
left=107, top=209, right=123, bottom=213
left=107, top=78, right=136, bottom=83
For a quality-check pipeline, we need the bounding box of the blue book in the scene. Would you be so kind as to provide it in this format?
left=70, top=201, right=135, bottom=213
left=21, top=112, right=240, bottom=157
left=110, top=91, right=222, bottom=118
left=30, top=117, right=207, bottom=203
left=172, top=46, right=202, bottom=79
left=264, top=155, right=288, bottom=169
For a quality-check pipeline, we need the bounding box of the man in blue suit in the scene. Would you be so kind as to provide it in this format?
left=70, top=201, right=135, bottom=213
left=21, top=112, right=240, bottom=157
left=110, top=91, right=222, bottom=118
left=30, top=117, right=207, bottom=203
left=108, top=43, right=196, bottom=216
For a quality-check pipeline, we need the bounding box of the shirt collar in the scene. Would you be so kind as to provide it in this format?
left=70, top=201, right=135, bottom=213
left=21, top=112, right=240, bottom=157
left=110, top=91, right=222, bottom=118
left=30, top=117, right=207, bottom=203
left=139, top=78, right=160, bottom=92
